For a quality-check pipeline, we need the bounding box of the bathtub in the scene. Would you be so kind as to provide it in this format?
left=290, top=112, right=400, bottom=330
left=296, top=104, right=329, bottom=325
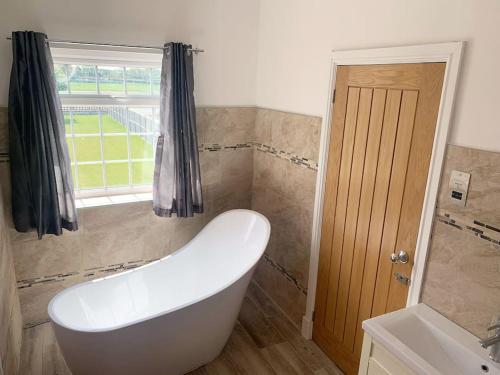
left=48, top=209, right=270, bottom=375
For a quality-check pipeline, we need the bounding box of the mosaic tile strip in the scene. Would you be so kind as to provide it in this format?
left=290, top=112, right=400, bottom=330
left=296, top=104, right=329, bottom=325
left=198, top=143, right=252, bottom=152
left=251, top=142, right=318, bottom=171
left=17, top=258, right=159, bottom=289
left=0, top=144, right=252, bottom=164
left=436, top=209, right=500, bottom=247
left=262, top=253, right=308, bottom=296
left=0, top=151, right=8, bottom=163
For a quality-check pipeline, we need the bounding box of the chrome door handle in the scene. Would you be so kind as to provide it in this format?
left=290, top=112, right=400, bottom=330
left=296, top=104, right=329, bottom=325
left=390, top=250, right=409, bottom=264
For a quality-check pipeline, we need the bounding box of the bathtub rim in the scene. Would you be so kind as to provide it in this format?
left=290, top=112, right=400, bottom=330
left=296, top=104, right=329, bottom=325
left=47, top=209, right=270, bottom=334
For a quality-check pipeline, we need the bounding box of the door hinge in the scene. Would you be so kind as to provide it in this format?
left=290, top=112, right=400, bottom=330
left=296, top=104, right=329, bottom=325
left=312, top=310, right=316, bottom=321
left=332, top=89, right=336, bottom=103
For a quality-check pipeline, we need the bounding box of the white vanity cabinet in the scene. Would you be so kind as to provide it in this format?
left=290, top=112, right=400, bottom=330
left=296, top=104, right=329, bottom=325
left=358, top=333, right=416, bottom=375
left=357, top=304, right=500, bottom=375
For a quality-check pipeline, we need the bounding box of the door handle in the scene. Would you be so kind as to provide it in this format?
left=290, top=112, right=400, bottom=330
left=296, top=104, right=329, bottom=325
left=390, top=250, right=409, bottom=264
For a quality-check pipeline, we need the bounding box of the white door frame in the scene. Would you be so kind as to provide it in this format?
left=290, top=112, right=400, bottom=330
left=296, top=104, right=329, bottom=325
left=301, top=42, right=464, bottom=339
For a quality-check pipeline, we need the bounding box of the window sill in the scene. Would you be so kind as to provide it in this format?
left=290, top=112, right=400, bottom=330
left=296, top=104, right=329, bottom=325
left=75, top=192, right=152, bottom=208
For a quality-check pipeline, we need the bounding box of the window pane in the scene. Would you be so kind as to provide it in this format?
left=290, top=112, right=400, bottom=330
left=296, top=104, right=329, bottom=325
left=132, top=161, right=154, bottom=185
left=70, top=165, right=77, bottom=187
left=126, top=67, right=151, bottom=95
left=101, top=110, right=127, bottom=134
left=74, top=136, right=102, bottom=162
left=153, top=108, right=160, bottom=128
left=105, top=162, right=129, bottom=187
left=61, top=105, right=160, bottom=193
left=130, top=135, right=154, bottom=159
left=103, top=135, right=128, bottom=160
left=98, top=66, right=124, bottom=94
left=65, top=136, right=76, bottom=162
left=64, top=111, right=72, bottom=134
left=68, top=65, right=97, bottom=94
left=77, top=164, right=104, bottom=189
left=71, top=111, right=100, bottom=134
left=128, top=107, right=153, bottom=134
left=54, top=64, right=68, bottom=94
left=152, top=68, right=161, bottom=95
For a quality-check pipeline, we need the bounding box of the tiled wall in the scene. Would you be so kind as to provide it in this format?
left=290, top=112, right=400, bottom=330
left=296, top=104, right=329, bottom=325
left=0, top=106, right=255, bottom=327
left=249, top=109, right=500, bottom=339
left=251, top=108, right=321, bottom=327
left=422, top=145, right=500, bottom=338
left=3, top=103, right=499, bottom=341
left=0, top=109, right=22, bottom=375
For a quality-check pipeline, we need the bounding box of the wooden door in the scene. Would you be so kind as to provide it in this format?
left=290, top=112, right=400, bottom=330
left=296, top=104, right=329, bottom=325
left=313, top=63, right=445, bottom=375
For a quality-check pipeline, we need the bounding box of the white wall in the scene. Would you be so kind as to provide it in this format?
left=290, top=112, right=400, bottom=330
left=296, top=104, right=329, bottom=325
left=2, top=0, right=500, bottom=152
left=0, top=0, right=260, bottom=107
left=255, top=0, right=500, bottom=153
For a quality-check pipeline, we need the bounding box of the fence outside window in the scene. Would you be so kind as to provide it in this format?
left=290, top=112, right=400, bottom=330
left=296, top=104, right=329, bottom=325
left=63, top=106, right=160, bottom=193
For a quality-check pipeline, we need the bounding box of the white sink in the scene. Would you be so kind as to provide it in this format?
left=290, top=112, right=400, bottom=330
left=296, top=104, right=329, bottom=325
left=362, top=304, right=500, bottom=375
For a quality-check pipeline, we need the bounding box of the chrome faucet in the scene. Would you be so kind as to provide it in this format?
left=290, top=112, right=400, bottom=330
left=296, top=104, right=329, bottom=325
left=479, top=322, right=500, bottom=363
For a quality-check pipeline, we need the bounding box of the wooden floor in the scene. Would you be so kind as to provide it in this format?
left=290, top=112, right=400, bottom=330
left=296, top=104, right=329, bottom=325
left=19, top=282, right=343, bottom=375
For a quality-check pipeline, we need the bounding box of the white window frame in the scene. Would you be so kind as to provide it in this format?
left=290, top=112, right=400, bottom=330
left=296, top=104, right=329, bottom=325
left=52, top=45, right=163, bottom=203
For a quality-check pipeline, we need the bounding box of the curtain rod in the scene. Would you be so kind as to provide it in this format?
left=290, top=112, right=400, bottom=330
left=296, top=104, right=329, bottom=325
left=5, top=37, right=205, bottom=54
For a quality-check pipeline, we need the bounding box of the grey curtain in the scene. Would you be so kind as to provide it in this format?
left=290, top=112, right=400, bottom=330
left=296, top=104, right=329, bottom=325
left=153, top=42, right=203, bottom=217
left=8, top=31, right=78, bottom=238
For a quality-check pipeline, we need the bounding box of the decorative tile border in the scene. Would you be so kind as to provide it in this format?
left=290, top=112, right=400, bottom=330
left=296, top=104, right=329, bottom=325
left=0, top=144, right=253, bottom=164
left=251, top=142, right=318, bottom=171
left=0, top=151, right=8, bottom=163
left=262, top=253, right=308, bottom=296
left=436, top=209, right=500, bottom=247
left=17, top=258, right=159, bottom=290
left=199, top=143, right=252, bottom=152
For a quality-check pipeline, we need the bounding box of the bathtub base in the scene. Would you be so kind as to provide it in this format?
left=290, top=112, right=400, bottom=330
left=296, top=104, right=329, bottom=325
left=54, top=269, right=254, bottom=375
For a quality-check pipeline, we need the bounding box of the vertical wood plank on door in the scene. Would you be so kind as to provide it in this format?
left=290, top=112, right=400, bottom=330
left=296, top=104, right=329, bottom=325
left=370, top=90, right=419, bottom=318
left=332, top=88, right=373, bottom=341
left=353, top=90, right=402, bottom=358
left=342, top=89, right=387, bottom=351
left=324, top=87, right=361, bottom=331
left=315, top=68, right=350, bottom=329
left=385, top=63, right=446, bottom=312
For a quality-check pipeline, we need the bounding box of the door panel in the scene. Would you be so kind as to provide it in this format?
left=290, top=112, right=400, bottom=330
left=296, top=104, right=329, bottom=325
left=313, top=63, right=445, bottom=375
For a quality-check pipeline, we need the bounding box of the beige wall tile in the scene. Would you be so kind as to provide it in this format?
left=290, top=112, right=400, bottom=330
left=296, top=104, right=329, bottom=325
left=422, top=144, right=500, bottom=338
left=253, top=258, right=307, bottom=328
left=437, top=144, right=500, bottom=225
left=251, top=110, right=318, bottom=324
left=255, top=108, right=321, bottom=161
left=252, top=186, right=312, bottom=286
left=197, top=107, right=256, bottom=145
left=253, top=150, right=316, bottom=205
left=0, top=107, right=7, bottom=153
left=0, top=146, right=22, bottom=375
left=422, top=221, right=500, bottom=337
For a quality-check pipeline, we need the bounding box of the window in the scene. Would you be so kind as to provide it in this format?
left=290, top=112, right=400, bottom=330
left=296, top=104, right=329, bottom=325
left=52, top=47, right=162, bottom=200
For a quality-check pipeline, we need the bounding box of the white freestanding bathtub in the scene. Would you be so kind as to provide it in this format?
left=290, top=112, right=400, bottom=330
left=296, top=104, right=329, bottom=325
left=48, top=209, right=270, bottom=375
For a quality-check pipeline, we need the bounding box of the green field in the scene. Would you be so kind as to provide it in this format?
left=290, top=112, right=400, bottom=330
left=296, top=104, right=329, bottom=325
left=65, top=114, right=155, bottom=189
left=64, top=82, right=160, bottom=95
